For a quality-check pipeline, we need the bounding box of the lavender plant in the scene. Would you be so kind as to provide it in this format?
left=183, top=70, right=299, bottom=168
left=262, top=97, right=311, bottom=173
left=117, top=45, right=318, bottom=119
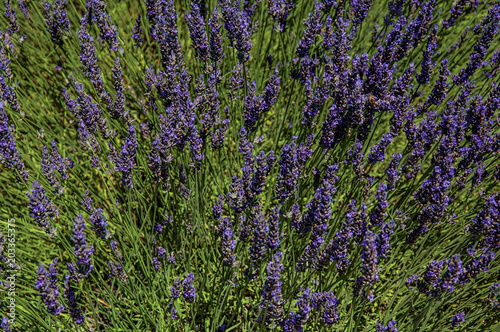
left=0, top=0, right=499, bottom=330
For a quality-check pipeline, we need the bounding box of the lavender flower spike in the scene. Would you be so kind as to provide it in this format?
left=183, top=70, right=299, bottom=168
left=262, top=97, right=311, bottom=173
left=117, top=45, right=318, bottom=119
left=26, top=180, right=58, bottom=237
left=35, top=258, right=65, bottom=316
left=69, top=214, right=94, bottom=279
left=182, top=273, right=196, bottom=303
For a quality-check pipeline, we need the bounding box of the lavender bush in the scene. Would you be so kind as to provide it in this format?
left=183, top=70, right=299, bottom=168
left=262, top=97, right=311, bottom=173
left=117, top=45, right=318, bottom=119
left=0, top=0, right=499, bottom=330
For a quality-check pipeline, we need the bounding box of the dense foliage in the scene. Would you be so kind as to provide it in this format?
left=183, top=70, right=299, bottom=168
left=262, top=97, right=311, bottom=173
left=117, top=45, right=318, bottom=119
left=0, top=0, right=499, bottom=330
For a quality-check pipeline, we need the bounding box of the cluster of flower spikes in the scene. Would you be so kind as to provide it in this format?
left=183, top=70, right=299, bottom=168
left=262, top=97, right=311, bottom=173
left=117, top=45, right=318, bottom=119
left=77, top=16, right=113, bottom=108
left=85, top=0, right=119, bottom=51
left=406, top=249, right=496, bottom=297
left=275, top=134, right=314, bottom=204
left=376, top=319, right=398, bottom=332
left=267, top=0, right=294, bottom=32
left=218, top=0, right=253, bottom=63
left=243, top=66, right=281, bottom=132
left=466, top=193, right=500, bottom=252
left=166, top=273, right=197, bottom=320
left=227, top=127, right=275, bottom=212
left=132, top=14, right=143, bottom=46
left=295, top=164, right=338, bottom=272
left=63, top=274, right=85, bottom=324
left=283, top=288, right=340, bottom=331
left=44, top=0, right=70, bottom=44
left=81, top=189, right=111, bottom=240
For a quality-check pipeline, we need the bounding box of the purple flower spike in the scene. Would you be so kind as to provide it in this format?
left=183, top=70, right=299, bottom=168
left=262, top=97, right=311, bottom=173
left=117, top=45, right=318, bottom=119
left=35, top=258, right=65, bottom=316
left=132, top=14, right=143, bottom=46
left=260, top=251, right=285, bottom=325
left=450, top=312, right=465, bottom=329
left=69, top=214, right=94, bottom=279
left=90, top=208, right=110, bottom=240
left=376, top=319, right=398, bottom=332
left=186, top=4, right=209, bottom=61
left=295, top=2, right=323, bottom=58
left=0, top=102, right=28, bottom=180
left=27, top=180, right=58, bottom=237
left=182, top=273, right=196, bottom=303
left=64, top=275, right=85, bottom=324
left=268, top=0, right=294, bottom=32
left=311, top=291, right=339, bottom=324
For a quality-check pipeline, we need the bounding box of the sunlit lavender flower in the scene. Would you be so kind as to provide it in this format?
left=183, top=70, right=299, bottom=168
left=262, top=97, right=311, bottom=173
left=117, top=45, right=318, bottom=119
left=17, top=0, right=30, bottom=20
left=357, top=231, right=379, bottom=301
left=229, top=64, right=243, bottom=100
left=111, top=125, right=137, bottom=188
left=450, top=312, right=465, bottom=329
left=89, top=208, right=110, bottom=240
left=0, top=102, right=28, bottom=180
left=45, top=0, right=70, bottom=43
left=352, top=0, right=374, bottom=26
left=69, top=214, right=94, bottom=278
left=78, top=16, right=104, bottom=93
left=209, top=7, right=224, bottom=63
left=211, top=118, right=230, bottom=149
left=267, top=0, right=294, bottom=32
left=0, top=317, right=11, bottom=332
left=275, top=135, right=314, bottom=204
left=81, top=189, right=93, bottom=212
left=443, top=0, right=466, bottom=28
left=377, top=221, right=395, bottom=258
left=186, top=4, right=209, bottom=61
left=63, top=275, right=84, bottom=324
left=284, top=287, right=311, bottom=331
left=0, top=76, right=21, bottom=114
left=460, top=251, right=495, bottom=284
left=487, top=283, right=500, bottom=309
left=182, top=273, right=196, bottom=303
left=250, top=208, right=269, bottom=261
left=27, top=180, right=58, bottom=237
left=386, top=153, right=402, bottom=191
left=0, top=47, right=12, bottom=80
left=311, top=291, right=339, bottom=324
left=260, top=251, right=285, bottom=325
left=296, top=234, right=324, bottom=272
left=41, top=141, right=73, bottom=192
left=132, top=14, right=143, bottom=46
left=108, top=261, right=127, bottom=282
left=213, top=194, right=224, bottom=220
left=219, top=0, right=252, bottom=62
left=111, top=57, right=126, bottom=120
left=86, top=0, right=119, bottom=51
left=434, top=254, right=463, bottom=295
left=367, top=133, right=393, bottom=164
left=295, top=2, right=322, bottom=58
left=454, top=13, right=499, bottom=84
left=427, top=59, right=450, bottom=106
left=303, top=164, right=338, bottom=235
left=35, top=258, right=65, bottom=315
left=376, top=319, right=398, bottom=332
left=370, top=184, right=388, bottom=226
left=4, top=0, right=18, bottom=35
left=416, top=25, right=438, bottom=84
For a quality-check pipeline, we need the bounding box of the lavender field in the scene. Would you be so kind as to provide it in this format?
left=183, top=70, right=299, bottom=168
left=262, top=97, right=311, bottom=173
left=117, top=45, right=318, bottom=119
left=0, top=0, right=499, bottom=330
